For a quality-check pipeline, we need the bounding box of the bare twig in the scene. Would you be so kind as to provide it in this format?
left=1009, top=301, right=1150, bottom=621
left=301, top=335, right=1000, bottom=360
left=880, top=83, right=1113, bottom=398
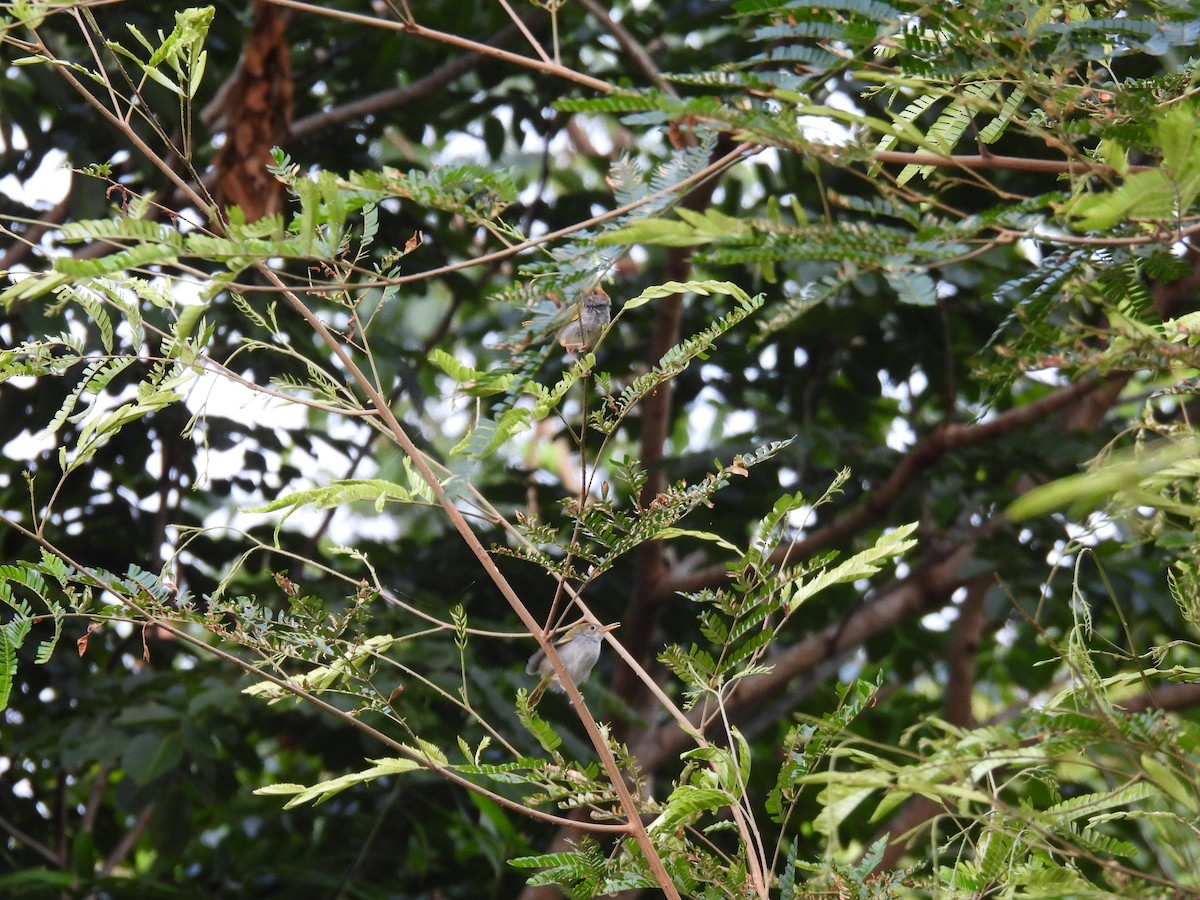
left=266, top=0, right=613, bottom=94
left=0, top=513, right=631, bottom=836
left=637, top=543, right=983, bottom=770
left=494, top=0, right=551, bottom=63
left=290, top=12, right=546, bottom=137
left=0, top=813, right=62, bottom=868
left=576, top=0, right=676, bottom=96
left=654, top=377, right=1105, bottom=601
left=254, top=266, right=682, bottom=896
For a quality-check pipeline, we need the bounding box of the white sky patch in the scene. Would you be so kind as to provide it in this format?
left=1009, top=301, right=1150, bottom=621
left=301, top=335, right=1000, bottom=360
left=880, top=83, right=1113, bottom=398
left=1046, top=537, right=1072, bottom=569
left=187, top=368, right=308, bottom=438
left=886, top=417, right=916, bottom=452
left=994, top=619, right=1020, bottom=647
left=685, top=374, right=759, bottom=450
left=879, top=368, right=927, bottom=450
left=1023, top=367, right=1070, bottom=386
left=796, top=113, right=853, bottom=146
left=786, top=502, right=816, bottom=533
left=4, top=428, right=53, bottom=463
left=921, top=584, right=966, bottom=631
left=796, top=90, right=857, bottom=146
left=1018, top=237, right=1043, bottom=266
left=0, top=125, right=71, bottom=207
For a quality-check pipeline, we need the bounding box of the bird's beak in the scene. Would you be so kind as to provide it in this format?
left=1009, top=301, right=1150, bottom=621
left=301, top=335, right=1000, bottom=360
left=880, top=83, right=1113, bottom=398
left=600, top=622, right=619, bottom=633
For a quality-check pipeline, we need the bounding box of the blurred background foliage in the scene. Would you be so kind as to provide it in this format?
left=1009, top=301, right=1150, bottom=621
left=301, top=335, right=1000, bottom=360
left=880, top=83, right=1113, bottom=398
left=4, top=0, right=1200, bottom=896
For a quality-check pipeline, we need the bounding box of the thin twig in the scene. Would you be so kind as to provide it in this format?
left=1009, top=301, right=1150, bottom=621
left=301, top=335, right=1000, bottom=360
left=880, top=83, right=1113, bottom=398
left=654, top=377, right=1105, bottom=601
left=291, top=11, right=547, bottom=138
left=266, top=0, right=613, bottom=94
left=254, top=265, right=682, bottom=896
left=28, top=33, right=213, bottom=218
left=0, top=513, right=632, bottom=835
left=229, top=141, right=759, bottom=294
left=495, top=0, right=551, bottom=63
left=576, top=0, right=675, bottom=96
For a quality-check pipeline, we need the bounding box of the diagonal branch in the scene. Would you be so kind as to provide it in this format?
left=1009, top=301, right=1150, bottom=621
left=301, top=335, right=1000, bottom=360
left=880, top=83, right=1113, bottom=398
left=0, top=513, right=631, bottom=836
left=870, top=148, right=1154, bottom=176
left=653, top=376, right=1105, bottom=601
left=255, top=265, right=682, bottom=897
left=28, top=32, right=213, bottom=218
left=289, top=12, right=546, bottom=138
left=576, top=0, right=675, bottom=96
left=266, top=0, right=613, bottom=94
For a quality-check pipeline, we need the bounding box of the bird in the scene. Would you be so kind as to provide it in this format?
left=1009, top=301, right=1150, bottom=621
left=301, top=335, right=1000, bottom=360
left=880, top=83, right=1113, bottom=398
left=525, top=620, right=618, bottom=707
left=556, top=286, right=612, bottom=353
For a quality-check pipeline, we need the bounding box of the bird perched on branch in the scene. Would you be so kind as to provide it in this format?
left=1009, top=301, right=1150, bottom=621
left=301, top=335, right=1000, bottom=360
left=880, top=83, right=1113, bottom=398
left=556, top=286, right=611, bottom=353
left=525, top=620, right=618, bottom=706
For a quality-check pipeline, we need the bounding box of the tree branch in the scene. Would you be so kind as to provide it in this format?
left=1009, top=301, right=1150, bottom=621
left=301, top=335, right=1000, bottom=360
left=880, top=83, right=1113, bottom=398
left=254, top=267, right=682, bottom=896
left=266, top=0, right=613, bottom=94
left=289, top=12, right=546, bottom=138
left=870, top=148, right=1151, bottom=176
left=654, top=377, right=1104, bottom=601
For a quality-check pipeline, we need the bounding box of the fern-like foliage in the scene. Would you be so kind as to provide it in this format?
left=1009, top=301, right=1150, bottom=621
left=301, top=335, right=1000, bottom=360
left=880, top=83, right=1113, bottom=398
left=497, top=439, right=793, bottom=582
left=511, top=838, right=659, bottom=899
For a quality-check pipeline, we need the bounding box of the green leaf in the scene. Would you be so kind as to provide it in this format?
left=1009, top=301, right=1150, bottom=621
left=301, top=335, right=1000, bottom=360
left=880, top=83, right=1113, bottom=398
left=1065, top=168, right=1175, bottom=232
left=657, top=527, right=742, bottom=554
left=246, top=477, right=435, bottom=516
left=884, top=266, right=937, bottom=306
left=814, top=781, right=880, bottom=837
left=787, top=522, right=918, bottom=612
left=121, top=731, right=184, bottom=785
left=648, top=785, right=733, bottom=833
left=255, top=757, right=423, bottom=808
left=621, top=279, right=754, bottom=311
left=1139, top=754, right=1198, bottom=813
left=0, top=618, right=26, bottom=712
left=1007, top=439, right=1200, bottom=520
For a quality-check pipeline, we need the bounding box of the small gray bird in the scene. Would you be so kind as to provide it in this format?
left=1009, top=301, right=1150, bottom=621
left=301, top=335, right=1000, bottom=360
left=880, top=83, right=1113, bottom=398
left=557, top=287, right=611, bottom=353
left=525, top=621, right=618, bottom=706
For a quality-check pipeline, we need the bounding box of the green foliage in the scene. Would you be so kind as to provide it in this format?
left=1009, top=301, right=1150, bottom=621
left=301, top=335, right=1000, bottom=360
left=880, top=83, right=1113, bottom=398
left=511, top=838, right=659, bottom=899
left=5, top=0, right=1200, bottom=896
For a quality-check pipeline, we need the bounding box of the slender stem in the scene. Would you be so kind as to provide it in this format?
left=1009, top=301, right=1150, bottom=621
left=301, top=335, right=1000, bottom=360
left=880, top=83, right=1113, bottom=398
left=255, top=266, right=681, bottom=897
left=29, top=33, right=213, bottom=218
left=495, top=0, right=551, bottom=63
left=228, top=142, right=759, bottom=293
left=576, top=0, right=675, bottom=96
left=0, top=512, right=632, bottom=835
left=266, top=0, right=612, bottom=94
left=869, top=147, right=1144, bottom=175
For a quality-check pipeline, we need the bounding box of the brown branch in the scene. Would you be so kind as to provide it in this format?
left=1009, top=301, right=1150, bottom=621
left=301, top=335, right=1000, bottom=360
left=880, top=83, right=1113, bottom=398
left=494, top=0, right=551, bottom=64
left=289, top=13, right=546, bottom=138
left=250, top=268, right=681, bottom=896
left=870, top=647, right=1200, bottom=875
left=266, top=0, right=613, bottom=94
left=0, top=812, right=62, bottom=868
left=864, top=336, right=1174, bottom=872
left=1117, top=681, right=1200, bottom=715
left=29, top=33, right=213, bottom=219
left=870, top=149, right=1153, bottom=177
left=212, top=141, right=752, bottom=292
left=611, top=135, right=739, bottom=732
left=943, top=576, right=988, bottom=729
left=0, top=513, right=631, bottom=837
left=654, top=377, right=1105, bottom=602
left=0, top=196, right=70, bottom=270
left=873, top=573, right=990, bottom=871
left=97, top=801, right=156, bottom=877
left=576, top=0, right=676, bottom=96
